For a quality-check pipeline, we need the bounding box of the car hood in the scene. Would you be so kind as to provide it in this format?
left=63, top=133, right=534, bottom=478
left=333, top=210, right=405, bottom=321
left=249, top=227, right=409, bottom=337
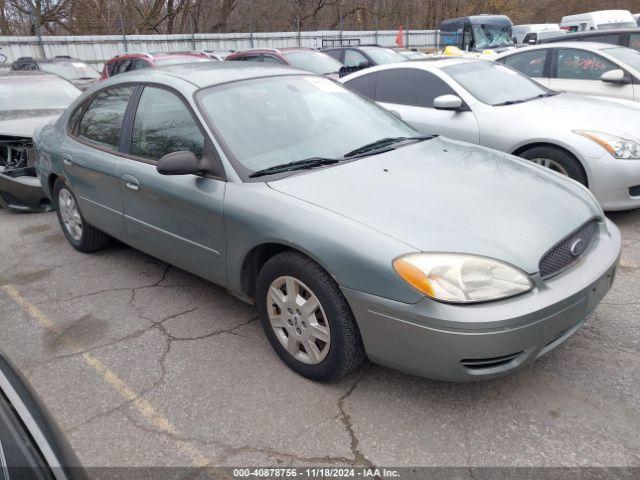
left=0, top=110, right=64, bottom=138
left=268, top=137, right=602, bottom=274
left=499, top=93, right=640, bottom=139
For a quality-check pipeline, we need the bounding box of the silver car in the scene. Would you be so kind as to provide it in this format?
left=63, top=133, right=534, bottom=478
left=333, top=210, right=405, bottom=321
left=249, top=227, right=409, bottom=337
left=34, top=63, right=620, bottom=382
left=496, top=42, right=640, bottom=101
left=341, top=57, right=640, bottom=211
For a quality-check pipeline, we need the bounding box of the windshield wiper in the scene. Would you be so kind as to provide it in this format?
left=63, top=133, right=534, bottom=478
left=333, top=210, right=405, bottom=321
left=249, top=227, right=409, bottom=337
left=495, top=92, right=558, bottom=106
left=249, top=157, right=340, bottom=178
left=343, top=136, right=431, bottom=158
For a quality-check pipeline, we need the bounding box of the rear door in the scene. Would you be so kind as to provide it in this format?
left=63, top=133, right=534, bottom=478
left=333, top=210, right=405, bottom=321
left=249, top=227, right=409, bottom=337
left=550, top=47, right=635, bottom=99
left=499, top=49, right=551, bottom=87
left=118, top=85, right=227, bottom=285
left=62, top=85, right=135, bottom=238
left=365, top=68, right=479, bottom=143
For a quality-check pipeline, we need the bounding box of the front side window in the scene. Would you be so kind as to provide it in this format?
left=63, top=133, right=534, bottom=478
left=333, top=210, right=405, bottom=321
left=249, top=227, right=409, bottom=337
left=630, top=34, right=640, bottom=52
left=131, top=87, right=204, bottom=161
left=501, top=49, right=548, bottom=77
left=197, top=75, right=417, bottom=175
left=78, top=86, right=134, bottom=150
left=131, top=59, right=151, bottom=71
left=556, top=49, right=617, bottom=80
left=444, top=61, right=550, bottom=106
left=372, top=69, right=456, bottom=108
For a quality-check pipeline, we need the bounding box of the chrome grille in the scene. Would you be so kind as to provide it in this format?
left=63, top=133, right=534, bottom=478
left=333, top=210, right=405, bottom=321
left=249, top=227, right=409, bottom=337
left=539, top=220, right=599, bottom=279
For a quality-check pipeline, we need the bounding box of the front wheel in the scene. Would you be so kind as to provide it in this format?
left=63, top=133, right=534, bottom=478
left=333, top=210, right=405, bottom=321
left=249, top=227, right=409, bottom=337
left=256, top=251, right=365, bottom=381
left=519, top=146, right=587, bottom=185
left=53, top=178, right=110, bottom=253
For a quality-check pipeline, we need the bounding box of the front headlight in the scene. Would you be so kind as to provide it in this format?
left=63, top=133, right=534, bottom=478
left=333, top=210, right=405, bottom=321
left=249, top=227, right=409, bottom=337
left=575, top=130, right=640, bottom=159
left=393, top=253, right=533, bottom=304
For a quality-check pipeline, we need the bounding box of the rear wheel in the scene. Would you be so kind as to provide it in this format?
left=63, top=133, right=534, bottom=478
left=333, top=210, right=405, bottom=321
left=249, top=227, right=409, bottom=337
left=519, top=146, right=587, bottom=185
left=256, top=251, right=365, bottom=381
left=53, top=178, right=109, bottom=253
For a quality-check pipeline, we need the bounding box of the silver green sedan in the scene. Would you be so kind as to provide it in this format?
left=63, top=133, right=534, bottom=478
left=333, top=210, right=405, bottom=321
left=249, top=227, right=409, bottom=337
left=34, top=62, right=621, bottom=382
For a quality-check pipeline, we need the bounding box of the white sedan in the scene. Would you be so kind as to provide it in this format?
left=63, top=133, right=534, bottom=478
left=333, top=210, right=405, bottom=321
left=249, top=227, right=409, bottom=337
left=495, top=42, right=640, bottom=101
left=340, top=57, right=640, bottom=211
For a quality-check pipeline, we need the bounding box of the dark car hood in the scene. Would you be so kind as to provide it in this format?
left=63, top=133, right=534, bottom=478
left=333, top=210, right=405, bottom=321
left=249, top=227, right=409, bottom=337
left=0, top=110, right=63, bottom=138
left=268, top=137, right=602, bottom=274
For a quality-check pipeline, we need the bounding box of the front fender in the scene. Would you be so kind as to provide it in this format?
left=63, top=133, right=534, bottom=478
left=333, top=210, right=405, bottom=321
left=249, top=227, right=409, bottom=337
left=223, top=182, right=424, bottom=305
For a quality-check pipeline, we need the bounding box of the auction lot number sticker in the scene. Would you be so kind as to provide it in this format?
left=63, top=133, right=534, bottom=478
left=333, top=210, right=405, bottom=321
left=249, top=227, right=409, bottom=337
left=233, top=468, right=400, bottom=478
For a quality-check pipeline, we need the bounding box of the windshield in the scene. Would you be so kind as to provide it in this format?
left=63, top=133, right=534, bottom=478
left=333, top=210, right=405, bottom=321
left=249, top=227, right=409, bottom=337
left=197, top=75, right=417, bottom=176
left=603, top=46, right=640, bottom=71
left=360, top=47, right=408, bottom=64
left=472, top=23, right=515, bottom=48
left=39, top=61, right=99, bottom=80
left=444, top=61, right=550, bottom=106
left=0, top=76, right=80, bottom=110
left=284, top=50, right=343, bottom=75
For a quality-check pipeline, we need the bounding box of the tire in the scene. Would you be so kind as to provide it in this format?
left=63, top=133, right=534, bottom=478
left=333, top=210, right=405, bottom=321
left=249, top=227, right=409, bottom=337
left=256, top=251, right=365, bottom=382
left=53, top=178, right=110, bottom=253
left=519, top=146, right=587, bottom=185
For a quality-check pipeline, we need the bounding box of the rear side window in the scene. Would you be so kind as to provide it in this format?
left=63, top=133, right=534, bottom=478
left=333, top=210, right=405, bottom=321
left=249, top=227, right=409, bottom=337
left=262, top=55, right=284, bottom=64
left=344, top=49, right=369, bottom=67
left=501, top=49, right=548, bottom=77
left=324, top=50, right=342, bottom=62
left=130, top=87, right=204, bottom=161
left=106, top=61, right=120, bottom=76
left=344, top=73, right=376, bottom=99
left=130, top=59, right=150, bottom=71
left=555, top=48, right=617, bottom=80
left=630, top=34, right=640, bottom=52
left=587, top=34, right=620, bottom=46
left=374, top=69, right=456, bottom=108
left=78, top=86, right=134, bottom=150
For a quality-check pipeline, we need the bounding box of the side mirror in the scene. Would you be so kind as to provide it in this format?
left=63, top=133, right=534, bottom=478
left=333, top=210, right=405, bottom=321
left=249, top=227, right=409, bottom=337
left=387, top=109, right=403, bottom=119
left=156, top=151, right=201, bottom=176
left=433, top=94, right=463, bottom=111
left=600, top=69, right=627, bottom=84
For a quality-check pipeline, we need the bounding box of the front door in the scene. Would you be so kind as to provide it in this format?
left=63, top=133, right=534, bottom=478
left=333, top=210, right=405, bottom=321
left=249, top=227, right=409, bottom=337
left=373, top=68, right=480, bottom=144
left=118, top=86, right=227, bottom=286
left=550, top=48, right=635, bottom=100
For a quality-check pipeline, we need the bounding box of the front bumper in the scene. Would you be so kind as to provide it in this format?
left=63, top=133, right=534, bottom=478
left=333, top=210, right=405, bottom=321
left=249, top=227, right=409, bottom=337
left=343, top=219, right=621, bottom=382
left=0, top=167, right=52, bottom=213
left=587, top=154, right=640, bottom=211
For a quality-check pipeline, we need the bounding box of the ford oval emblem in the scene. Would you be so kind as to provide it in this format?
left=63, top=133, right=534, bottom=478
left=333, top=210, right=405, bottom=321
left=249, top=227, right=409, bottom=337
left=570, top=238, right=585, bottom=257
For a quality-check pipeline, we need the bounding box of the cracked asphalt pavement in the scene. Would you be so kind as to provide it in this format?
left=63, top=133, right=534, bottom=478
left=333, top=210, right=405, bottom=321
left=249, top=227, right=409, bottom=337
left=0, top=208, right=639, bottom=468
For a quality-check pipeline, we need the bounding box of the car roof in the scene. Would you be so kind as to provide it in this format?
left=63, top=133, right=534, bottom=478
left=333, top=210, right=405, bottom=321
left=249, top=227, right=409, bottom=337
left=498, top=41, right=625, bottom=55
left=0, top=70, right=62, bottom=80
left=109, top=61, right=309, bottom=88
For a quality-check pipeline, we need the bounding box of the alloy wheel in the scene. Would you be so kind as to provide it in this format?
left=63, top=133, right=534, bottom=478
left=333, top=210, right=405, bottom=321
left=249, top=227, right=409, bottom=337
left=58, top=189, right=83, bottom=241
left=529, top=157, right=569, bottom=176
left=266, top=276, right=331, bottom=365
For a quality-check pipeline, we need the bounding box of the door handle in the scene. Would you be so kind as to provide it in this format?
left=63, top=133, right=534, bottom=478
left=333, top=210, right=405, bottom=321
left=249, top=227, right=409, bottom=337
left=122, top=175, right=140, bottom=191
left=62, top=154, right=73, bottom=167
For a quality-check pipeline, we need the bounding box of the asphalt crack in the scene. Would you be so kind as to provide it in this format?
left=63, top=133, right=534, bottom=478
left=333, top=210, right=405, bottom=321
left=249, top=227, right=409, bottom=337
left=336, top=374, right=376, bottom=468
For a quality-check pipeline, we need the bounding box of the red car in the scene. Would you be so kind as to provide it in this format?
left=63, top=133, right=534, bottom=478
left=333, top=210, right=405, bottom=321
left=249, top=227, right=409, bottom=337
left=99, top=52, right=211, bottom=80
left=226, top=47, right=344, bottom=77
